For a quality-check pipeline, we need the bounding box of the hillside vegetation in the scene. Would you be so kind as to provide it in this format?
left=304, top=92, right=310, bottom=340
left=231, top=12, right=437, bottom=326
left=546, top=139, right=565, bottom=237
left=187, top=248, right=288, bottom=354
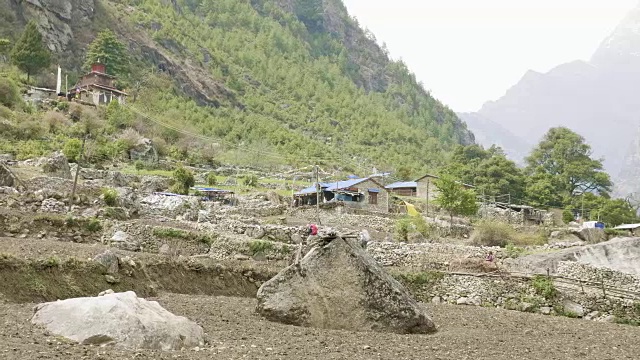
left=0, top=0, right=473, bottom=175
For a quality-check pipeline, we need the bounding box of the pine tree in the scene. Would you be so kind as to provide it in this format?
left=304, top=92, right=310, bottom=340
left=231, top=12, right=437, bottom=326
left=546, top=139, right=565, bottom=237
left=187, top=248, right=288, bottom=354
left=84, top=30, right=130, bottom=78
left=10, top=21, right=51, bottom=82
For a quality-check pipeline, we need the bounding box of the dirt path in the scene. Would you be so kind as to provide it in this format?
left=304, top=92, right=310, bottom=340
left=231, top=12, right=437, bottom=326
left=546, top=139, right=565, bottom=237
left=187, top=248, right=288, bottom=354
left=1, top=293, right=638, bottom=359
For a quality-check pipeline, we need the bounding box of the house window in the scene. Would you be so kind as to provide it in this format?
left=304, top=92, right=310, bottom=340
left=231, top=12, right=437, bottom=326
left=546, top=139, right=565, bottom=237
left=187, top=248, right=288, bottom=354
left=369, top=191, right=378, bottom=205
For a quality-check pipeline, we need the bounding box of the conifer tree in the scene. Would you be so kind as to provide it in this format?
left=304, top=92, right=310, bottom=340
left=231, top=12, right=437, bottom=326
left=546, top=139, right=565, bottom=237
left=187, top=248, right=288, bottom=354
left=84, top=30, right=130, bottom=78
left=10, top=21, right=51, bottom=81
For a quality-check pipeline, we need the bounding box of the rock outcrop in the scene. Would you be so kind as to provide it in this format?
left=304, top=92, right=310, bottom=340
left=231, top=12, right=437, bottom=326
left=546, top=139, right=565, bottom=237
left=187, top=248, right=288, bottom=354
left=42, top=151, right=72, bottom=179
left=31, top=291, right=204, bottom=350
left=256, top=235, right=436, bottom=334
left=0, top=163, right=17, bottom=187
left=507, top=237, right=640, bottom=276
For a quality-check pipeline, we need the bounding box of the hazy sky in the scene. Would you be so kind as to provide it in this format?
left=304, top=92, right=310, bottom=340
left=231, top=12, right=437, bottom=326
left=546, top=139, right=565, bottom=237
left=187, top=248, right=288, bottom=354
left=342, top=0, right=637, bottom=112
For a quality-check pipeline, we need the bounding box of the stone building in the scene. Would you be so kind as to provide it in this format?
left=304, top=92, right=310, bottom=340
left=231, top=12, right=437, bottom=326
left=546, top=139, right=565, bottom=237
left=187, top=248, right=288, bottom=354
left=387, top=174, right=474, bottom=202
left=73, top=62, right=127, bottom=106
left=294, top=177, right=390, bottom=212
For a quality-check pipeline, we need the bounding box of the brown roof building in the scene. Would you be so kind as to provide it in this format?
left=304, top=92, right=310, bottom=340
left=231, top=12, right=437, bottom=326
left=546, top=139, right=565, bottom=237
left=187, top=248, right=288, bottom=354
left=73, top=62, right=127, bottom=106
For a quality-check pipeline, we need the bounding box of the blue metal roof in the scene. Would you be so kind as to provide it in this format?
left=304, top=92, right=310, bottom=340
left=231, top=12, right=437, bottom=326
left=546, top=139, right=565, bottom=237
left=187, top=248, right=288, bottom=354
left=192, top=187, right=233, bottom=193
left=385, top=181, right=417, bottom=189
left=295, top=178, right=371, bottom=195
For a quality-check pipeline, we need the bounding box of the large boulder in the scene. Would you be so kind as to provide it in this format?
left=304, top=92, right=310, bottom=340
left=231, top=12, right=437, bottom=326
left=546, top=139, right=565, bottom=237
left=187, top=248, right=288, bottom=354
left=42, top=151, right=72, bottom=179
left=0, top=163, right=17, bottom=187
left=574, top=228, right=607, bottom=244
left=31, top=291, right=204, bottom=350
left=256, top=235, right=436, bottom=334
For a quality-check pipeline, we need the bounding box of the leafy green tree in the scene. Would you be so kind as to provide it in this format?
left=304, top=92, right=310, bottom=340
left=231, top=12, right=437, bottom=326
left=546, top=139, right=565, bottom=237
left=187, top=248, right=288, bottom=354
left=84, top=30, right=130, bottom=78
left=444, top=144, right=524, bottom=201
left=171, top=167, right=195, bottom=195
left=10, top=21, right=51, bottom=81
left=525, top=127, right=611, bottom=207
left=396, top=166, right=413, bottom=181
left=434, top=174, right=479, bottom=225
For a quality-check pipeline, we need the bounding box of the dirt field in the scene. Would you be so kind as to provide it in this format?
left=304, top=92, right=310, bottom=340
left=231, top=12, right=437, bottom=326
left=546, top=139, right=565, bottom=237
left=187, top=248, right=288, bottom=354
left=0, top=293, right=638, bottom=360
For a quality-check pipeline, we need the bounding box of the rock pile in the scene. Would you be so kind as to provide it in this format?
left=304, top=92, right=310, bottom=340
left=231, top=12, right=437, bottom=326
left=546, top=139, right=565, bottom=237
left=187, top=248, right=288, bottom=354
left=31, top=291, right=204, bottom=350
left=256, top=236, right=436, bottom=334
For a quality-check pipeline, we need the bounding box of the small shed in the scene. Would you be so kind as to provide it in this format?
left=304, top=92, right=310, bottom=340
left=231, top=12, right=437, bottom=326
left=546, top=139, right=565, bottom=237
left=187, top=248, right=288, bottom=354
left=193, top=187, right=235, bottom=202
left=385, top=181, right=417, bottom=197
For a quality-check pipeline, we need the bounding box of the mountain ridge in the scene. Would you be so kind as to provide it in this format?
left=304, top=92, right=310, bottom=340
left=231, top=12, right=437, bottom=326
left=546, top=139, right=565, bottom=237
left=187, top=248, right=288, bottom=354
left=0, top=0, right=473, bottom=174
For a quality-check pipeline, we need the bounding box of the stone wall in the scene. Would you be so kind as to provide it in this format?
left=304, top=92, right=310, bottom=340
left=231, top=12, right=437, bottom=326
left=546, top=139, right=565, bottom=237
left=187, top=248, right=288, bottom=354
left=400, top=270, right=640, bottom=323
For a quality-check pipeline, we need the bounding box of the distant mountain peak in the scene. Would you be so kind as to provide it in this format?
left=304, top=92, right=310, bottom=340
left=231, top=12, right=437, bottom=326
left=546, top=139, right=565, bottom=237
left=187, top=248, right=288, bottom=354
left=591, top=3, right=640, bottom=68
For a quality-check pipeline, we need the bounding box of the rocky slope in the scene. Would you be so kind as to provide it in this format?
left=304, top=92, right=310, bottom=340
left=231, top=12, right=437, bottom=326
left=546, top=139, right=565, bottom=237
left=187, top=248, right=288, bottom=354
left=463, top=2, right=640, bottom=194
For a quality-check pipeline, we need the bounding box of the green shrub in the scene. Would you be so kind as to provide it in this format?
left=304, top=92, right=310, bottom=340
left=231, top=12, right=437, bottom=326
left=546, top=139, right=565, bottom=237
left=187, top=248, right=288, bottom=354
left=394, top=217, right=412, bottom=242
left=206, top=171, right=218, bottom=186
left=471, top=220, right=514, bottom=247
left=0, top=78, right=22, bottom=109
left=242, top=174, right=259, bottom=187
left=153, top=227, right=188, bottom=239
left=531, top=275, right=557, bottom=300
left=103, top=207, right=128, bottom=220
left=562, top=209, right=575, bottom=224
left=172, top=167, right=195, bottom=195
left=101, top=188, right=118, bottom=206
left=134, top=160, right=145, bottom=171
left=248, top=240, right=274, bottom=255
left=505, top=243, right=525, bottom=258
left=56, top=101, right=69, bottom=111
left=398, top=271, right=444, bottom=286
left=84, top=218, right=103, bottom=233
left=63, top=138, right=83, bottom=163
left=605, top=228, right=626, bottom=237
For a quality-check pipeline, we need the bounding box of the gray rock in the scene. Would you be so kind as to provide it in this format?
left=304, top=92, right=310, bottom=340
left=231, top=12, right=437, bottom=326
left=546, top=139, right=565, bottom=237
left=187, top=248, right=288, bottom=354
left=109, top=231, right=140, bottom=251
left=42, top=151, right=71, bottom=179
left=540, top=306, right=552, bottom=315
left=98, top=289, right=114, bottom=296
left=456, top=297, right=469, bottom=305
left=0, top=163, right=17, bottom=187
left=562, top=299, right=585, bottom=317
left=31, top=291, right=204, bottom=350
left=104, top=275, right=119, bottom=284
left=111, top=231, right=129, bottom=243
left=431, top=296, right=442, bottom=305
left=256, top=236, right=436, bottom=334
left=139, top=176, right=170, bottom=194
left=159, top=244, right=171, bottom=255
left=93, top=250, right=119, bottom=274
left=519, top=302, right=536, bottom=312
left=574, top=228, right=607, bottom=244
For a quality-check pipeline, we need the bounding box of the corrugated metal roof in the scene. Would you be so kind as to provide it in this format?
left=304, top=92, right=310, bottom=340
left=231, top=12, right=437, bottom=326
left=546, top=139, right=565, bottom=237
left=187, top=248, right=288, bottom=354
left=385, top=181, right=417, bottom=189
left=613, top=223, right=640, bottom=230
left=295, top=178, right=371, bottom=195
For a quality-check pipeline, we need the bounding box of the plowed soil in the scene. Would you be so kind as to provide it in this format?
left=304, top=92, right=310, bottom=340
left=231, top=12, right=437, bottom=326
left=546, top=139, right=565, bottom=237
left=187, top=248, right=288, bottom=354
left=1, top=293, right=639, bottom=360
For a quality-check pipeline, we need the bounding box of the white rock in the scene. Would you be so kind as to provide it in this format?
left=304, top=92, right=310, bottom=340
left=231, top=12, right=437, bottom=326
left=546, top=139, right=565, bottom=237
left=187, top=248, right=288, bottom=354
left=111, top=231, right=129, bottom=242
left=456, top=297, right=469, bottom=305
left=31, top=291, right=204, bottom=350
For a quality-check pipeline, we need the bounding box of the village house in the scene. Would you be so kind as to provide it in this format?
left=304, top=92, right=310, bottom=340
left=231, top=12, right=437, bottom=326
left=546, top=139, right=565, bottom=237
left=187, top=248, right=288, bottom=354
left=293, top=177, right=389, bottom=212
left=73, top=62, right=127, bottom=106
left=386, top=173, right=475, bottom=201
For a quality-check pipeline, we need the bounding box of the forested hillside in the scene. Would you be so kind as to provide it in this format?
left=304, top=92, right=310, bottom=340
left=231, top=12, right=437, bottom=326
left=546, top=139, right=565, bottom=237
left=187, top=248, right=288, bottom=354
left=0, top=0, right=473, bottom=175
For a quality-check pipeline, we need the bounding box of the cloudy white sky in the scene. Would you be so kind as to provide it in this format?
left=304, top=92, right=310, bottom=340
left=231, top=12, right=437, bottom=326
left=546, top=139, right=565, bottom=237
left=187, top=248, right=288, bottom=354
left=342, top=0, right=637, bottom=112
